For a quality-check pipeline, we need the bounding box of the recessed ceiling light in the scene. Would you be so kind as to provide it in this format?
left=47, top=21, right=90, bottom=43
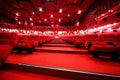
left=16, top=12, right=20, bottom=16
left=32, top=12, right=35, bottom=15
left=101, top=14, right=105, bottom=16
left=18, top=21, right=21, bottom=24
left=59, top=9, right=63, bottom=13
left=39, top=7, right=43, bottom=12
left=68, top=14, right=70, bottom=17
left=29, top=18, right=33, bottom=21
left=58, top=18, right=61, bottom=22
left=24, top=21, right=28, bottom=25
left=76, top=21, right=79, bottom=26
left=77, top=10, right=82, bottom=14
left=108, top=10, right=113, bottom=12
left=44, top=18, right=47, bottom=21
left=30, top=22, right=34, bottom=26
left=50, top=14, right=54, bottom=18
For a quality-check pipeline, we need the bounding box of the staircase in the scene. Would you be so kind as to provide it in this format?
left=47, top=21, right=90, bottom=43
left=3, top=38, right=120, bottom=80
left=36, top=38, right=88, bottom=53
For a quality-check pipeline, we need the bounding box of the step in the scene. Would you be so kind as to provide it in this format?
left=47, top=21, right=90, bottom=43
left=0, top=69, right=68, bottom=80
left=43, top=44, right=76, bottom=47
left=35, top=47, right=89, bottom=54
left=48, top=39, right=67, bottom=44
left=3, top=63, right=120, bottom=80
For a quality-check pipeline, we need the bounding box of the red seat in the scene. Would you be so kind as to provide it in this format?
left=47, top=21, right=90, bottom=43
left=89, top=33, right=118, bottom=59
left=0, top=32, right=18, bottom=66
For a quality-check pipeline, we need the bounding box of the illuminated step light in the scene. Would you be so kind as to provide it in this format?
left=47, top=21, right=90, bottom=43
left=77, top=10, right=82, bottom=14
left=39, top=7, right=43, bottom=12
left=59, top=9, right=63, bottom=13
left=29, top=18, right=33, bottom=21
left=50, top=14, right=54, bottom=18
left=16, top=12, right=20, bottom=16
left=58, top=18, right=61, bottom=22
left=44, top=18, right=47, bottom=21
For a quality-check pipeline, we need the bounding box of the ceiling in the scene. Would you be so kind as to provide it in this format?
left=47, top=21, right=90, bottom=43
left=0, top=0, right=94, bottom=26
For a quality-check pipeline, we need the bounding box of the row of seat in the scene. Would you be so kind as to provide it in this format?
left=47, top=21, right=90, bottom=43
left=0, top=32, right=18, bottom=66
left=60, top=36, right=85, bottom=48
left=60, top=32, right=120, bottom=60
left=85, top=33, right=120, bottom=59
left=13, top=35, right=54, bottom=53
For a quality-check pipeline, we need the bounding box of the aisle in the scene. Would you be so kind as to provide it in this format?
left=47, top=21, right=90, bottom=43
left=6, top=52, right=120, bottom=75
left=48, top=38, right=67, bottom=44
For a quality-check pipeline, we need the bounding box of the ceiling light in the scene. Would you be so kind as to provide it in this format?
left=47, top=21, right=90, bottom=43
left=108, top=10, right=113, bottom=12
left=68, top=14, right=70, bottom=17
left=77, top=10, right=82, bottom=14
left=32, top=12, right=35, bottom=15
left=58, top=18, right=61, bottom=22
left=16, top=12, right=20, bottom=16
left=50, top=14, right=54, bottom=18
left=15, top=18, right=18, bottom=20
left=24, top=21, right=28, bottom=25
left=18, top=21, right=21, bottom=24
left=101, top=14, right=105, bottom=16
left=29, top=18, right=33, bottom=21
left=76, top=21, right=79, bottom=26
left=44, top=18, right=47, bottom=21
left=30, top=22, right=34, bottom=26
left=39, top=7, right=43, bottom=12
left=59, top=9, right=63, bottom=13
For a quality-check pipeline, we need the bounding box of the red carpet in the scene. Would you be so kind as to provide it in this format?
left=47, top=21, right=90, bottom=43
left=43, top=43, right=76, bottom=47
left=6, top=52, right=120, bottom=75
left=48, top=39, right=67, bottom=44
left=35, top=46, right=88, bottom=53
left=0, top=70, right=69, bottom=80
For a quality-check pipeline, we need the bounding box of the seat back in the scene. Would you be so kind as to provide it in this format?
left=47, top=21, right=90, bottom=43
left=100, top=33, right=117, bottom=45
left=0, top=32, right=18, bottom=66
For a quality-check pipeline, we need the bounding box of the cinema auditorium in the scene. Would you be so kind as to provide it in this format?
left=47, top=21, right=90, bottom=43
left=0, top=0, right=120, bottom=80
